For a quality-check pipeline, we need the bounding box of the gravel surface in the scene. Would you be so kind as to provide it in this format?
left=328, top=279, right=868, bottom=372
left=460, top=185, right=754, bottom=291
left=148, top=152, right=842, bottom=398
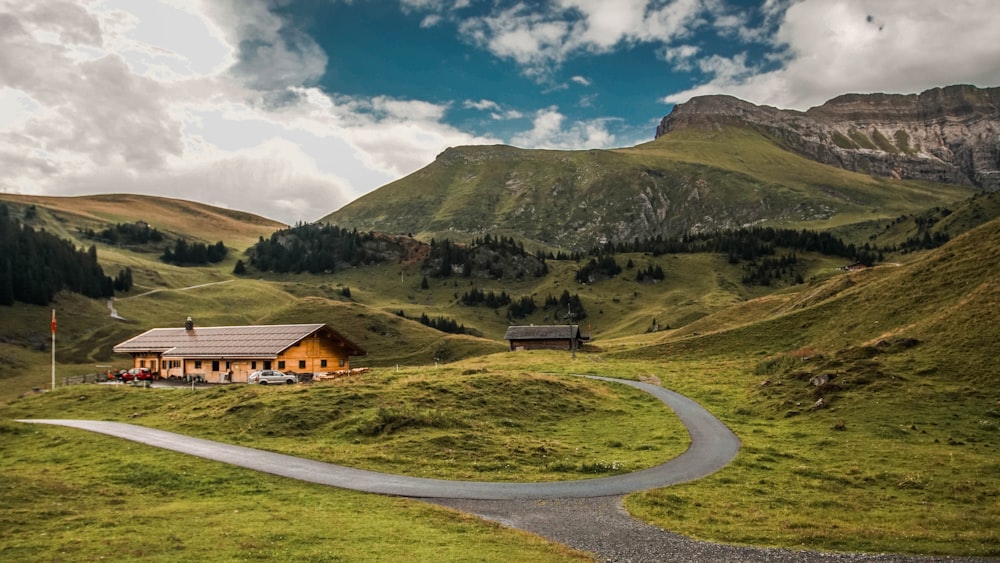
left=427, top=496, right=996, bottom=563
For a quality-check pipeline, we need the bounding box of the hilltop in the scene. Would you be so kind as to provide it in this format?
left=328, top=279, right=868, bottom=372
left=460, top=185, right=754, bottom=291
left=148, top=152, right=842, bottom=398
left=0, top=192, right=285, bottom=251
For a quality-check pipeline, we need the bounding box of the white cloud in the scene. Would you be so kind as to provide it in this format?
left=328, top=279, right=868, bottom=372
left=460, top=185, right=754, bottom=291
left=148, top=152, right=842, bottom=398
left=456, top=0, right=707, bottom=78
left=57, top=138, right=357, bottom=224
left=464, top=98, right=524, bottom=121
left=420, top=14, right=442, bottom=28
left=463, top=98, right=501, bottom=111
left=571, top=75, right=591, bottom=86
left=511, top=106, right=616, bottom=150
left=664, top=0, right=1000, bottom=110
left=662, top=44, right=701, bottom=70
left=0, top=0, right=508, bottom=224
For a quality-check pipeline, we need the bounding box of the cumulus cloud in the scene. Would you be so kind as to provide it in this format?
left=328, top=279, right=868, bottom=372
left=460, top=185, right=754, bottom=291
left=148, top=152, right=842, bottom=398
left=464, top=98, right=501, bottom=111
left=57, top=138, right=356, bottom=224
left=456, top=0, right=707, bottom=78
left=664, top=0, right=1000, bottom=110
left=463, top=98, right=524, bottom=120
left=0, top=0, right=500, bottom=224
left=511, top=106, right=616, bottom=150
left=662, top=44, right=701, bottom=70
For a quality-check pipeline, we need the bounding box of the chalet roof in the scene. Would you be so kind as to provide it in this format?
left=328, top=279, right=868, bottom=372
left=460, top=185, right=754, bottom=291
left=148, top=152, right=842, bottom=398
left=113, top=323, right=365, bottom=359
left=504, top=325, right=587, bottom=341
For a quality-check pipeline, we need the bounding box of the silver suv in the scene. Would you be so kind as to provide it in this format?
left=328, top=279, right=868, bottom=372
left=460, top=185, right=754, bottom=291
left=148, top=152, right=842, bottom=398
left=248, top=370, right=297, bottom=385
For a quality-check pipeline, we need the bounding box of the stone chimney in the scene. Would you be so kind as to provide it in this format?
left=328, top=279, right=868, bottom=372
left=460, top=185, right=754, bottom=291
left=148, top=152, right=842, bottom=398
left=185, top=316, right=194, bottom=332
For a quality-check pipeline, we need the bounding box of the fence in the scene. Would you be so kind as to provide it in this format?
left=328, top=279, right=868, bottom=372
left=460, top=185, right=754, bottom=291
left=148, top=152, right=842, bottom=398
left=61, top=372, right=113, bottom=386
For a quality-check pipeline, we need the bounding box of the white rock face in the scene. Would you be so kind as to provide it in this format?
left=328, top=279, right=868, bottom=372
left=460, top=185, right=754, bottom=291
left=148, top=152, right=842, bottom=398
left=657, top=85, right=1000, bottom=191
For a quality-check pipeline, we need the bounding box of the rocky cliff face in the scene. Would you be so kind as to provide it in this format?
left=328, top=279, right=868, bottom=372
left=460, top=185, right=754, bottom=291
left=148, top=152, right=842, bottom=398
left=656, top=85, right=1000, bottom=191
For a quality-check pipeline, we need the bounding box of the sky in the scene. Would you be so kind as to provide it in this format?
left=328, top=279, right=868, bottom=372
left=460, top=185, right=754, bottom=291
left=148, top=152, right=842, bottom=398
left=1, top=0, right=999, bottom=225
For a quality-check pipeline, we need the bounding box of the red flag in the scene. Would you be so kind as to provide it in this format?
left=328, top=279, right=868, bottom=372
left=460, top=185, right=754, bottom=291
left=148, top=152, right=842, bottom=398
left=51, top=309, right=56, bottom=334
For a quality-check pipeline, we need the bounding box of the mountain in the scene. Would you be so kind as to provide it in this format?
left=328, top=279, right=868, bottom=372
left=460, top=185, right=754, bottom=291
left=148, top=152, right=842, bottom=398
left=657, top=84, right=1000, bottom=190
left=324, top=87, right=989, bottom=250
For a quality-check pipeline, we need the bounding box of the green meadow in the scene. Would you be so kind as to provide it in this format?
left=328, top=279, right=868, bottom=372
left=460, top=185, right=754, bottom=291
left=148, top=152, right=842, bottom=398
left=1, top=192, right=999, bottom=559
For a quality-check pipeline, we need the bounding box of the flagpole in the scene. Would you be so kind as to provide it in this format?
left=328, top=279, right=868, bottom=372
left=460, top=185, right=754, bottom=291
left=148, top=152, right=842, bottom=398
left=51, top=309, right=56, bottom=390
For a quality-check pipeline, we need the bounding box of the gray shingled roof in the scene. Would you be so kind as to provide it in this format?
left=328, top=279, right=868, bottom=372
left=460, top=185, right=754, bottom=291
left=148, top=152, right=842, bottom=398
left=504, top=325, right=584, bottom=341
left=113, top=323, right=364, bottom=359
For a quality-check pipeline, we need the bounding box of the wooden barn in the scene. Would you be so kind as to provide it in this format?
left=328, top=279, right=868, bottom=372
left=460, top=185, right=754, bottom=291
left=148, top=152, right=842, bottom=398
left=113, top=318, right=365, bottom=383
left=504, top=325, right=589, bottom=351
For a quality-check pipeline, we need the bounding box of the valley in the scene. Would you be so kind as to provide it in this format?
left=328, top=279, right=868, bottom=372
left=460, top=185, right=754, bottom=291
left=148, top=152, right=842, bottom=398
left=1, top=86, right=998, bottom=560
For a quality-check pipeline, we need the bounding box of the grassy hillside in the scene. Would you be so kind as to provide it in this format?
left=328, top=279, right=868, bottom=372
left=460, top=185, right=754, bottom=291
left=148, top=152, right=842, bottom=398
left=610, top=218, right=1000, bottom=555
left=324, top=129, right=973, bottom=249
left=3, top=189, right=998, bottom=403
left=2, top=194, right=1000, bottom=557
left=0, top=192, right=285, bottom=251
left=627, top=213, right=1000, bottom=371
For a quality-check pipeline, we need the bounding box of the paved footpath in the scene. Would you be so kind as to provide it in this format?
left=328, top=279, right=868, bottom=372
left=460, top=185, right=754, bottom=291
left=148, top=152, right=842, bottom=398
left=19, top=376, right=740, bottom=499
left=19, top=377, right=982, bottom=562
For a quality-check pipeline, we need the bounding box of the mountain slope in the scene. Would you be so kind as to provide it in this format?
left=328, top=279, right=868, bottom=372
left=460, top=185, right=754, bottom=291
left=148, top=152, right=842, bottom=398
left=325, top=129, right=971, bottom=250
left=624, top=213, right=1000, bottom=383
left=0, top=193, right=285, bottom=250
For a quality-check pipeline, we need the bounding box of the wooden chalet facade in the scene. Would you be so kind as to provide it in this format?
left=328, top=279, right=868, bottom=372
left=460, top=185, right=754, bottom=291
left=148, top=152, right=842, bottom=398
left=504, top=325, right=589, bottom=351
left=113, top=319, right=365, bottom=383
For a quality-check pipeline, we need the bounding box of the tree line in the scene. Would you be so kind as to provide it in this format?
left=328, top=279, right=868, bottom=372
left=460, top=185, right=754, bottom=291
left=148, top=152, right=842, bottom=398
left=0, top=203, right=131, bottom=305
left=161, top=239, right=227, bottom=265
left=552, top=226, right=883, bottom=266
left=242, top=223, right=381, bottom=274
left=456, top=287, right=587, bottom=322
left=426, top=235, right=548, bottom=279
left=80, top=222, right=164, bottom=246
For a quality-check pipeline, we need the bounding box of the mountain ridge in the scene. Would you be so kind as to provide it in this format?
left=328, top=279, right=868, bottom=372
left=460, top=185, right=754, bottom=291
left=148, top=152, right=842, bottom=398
left=326, top=131, right=973, bottom=250
left=656, top=84, right=1000, bottom=190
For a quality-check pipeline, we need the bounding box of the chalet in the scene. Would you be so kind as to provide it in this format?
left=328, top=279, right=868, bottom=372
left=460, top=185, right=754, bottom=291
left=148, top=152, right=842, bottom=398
left=113, top=318, right=365, bottom=383
left=504, top=325, right=589, bottom=351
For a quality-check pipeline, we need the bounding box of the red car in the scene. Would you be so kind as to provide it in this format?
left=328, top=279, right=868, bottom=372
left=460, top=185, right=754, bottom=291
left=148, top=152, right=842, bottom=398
left=117, top=367, right=153, bottom=382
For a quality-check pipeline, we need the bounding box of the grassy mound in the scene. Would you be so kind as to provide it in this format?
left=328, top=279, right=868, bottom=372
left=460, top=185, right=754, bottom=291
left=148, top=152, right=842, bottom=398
left=4, top=367, right=688, bottom=482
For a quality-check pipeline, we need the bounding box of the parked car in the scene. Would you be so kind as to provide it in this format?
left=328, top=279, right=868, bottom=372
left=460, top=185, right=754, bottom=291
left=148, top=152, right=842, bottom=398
left=129, top=367, right=154, bottom=380
left=117, top=367, right=153, bottom=382
left=248, top=370, right=297, bottom=385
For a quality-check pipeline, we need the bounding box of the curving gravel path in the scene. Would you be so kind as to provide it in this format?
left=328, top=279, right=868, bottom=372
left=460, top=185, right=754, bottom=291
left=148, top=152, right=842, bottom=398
left=18, top=376, right=739, bottom=500
left=17, top=377, right=988, bottom=562
left=428, top=496, right=986, bottom=562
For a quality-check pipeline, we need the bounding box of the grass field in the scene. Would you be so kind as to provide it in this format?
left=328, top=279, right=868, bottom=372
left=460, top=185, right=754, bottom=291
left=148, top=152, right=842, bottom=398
left=2, top=194, right=999, bottom=559
left=623, top=357, right=1000, bottom=557
left=4, top=347, right=998, bottom=558
left=0, top=420, right=591, bottom=562
left=4, top=366, right=689, bottom=482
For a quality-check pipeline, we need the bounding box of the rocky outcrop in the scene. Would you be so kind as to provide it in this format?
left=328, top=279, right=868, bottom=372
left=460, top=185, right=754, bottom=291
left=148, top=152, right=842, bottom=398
left=656, top=85, right=1000, bottom=191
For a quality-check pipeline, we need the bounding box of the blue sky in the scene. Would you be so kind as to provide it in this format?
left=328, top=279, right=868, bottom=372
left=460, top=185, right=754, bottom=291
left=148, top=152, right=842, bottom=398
left=2, top=1, right=999, bottom=224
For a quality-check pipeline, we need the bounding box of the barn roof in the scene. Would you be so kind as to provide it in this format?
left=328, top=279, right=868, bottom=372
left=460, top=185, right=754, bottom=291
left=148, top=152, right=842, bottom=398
left=113, top=323, right=365, bottom=359
left=504, top=325, right=587, bottom=341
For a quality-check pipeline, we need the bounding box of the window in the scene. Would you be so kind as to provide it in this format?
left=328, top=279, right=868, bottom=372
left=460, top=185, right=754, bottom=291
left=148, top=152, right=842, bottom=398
left=298, top=360, right=306, bottom=369
left=264, top=361, right=271, bottom=370
left=320, top=359, right=327, bottom=368
left=277, top=361, right=285, bottom=369
left=225, top=361, right=231, bottom=370
left=339, top=358, right=346, bottom=367
left=139, top=360, right=146, bottom=368
left=212, top=361, right=220, bottom=371
left=194, top=360, right=202, bottom=369
left=251, top=361, right=257, bottom=370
